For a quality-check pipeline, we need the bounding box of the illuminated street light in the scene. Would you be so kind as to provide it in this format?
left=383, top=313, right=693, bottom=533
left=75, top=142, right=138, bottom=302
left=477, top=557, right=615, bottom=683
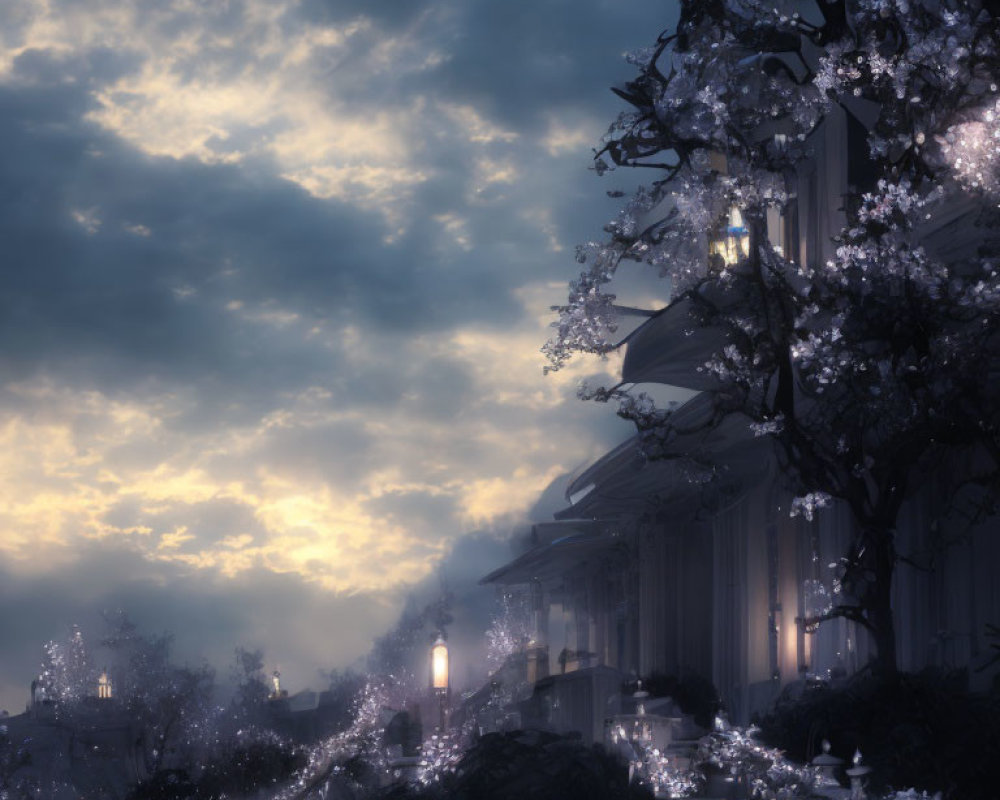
left=431, top=635, right=449, bottom=691
left=709, top=206, right=750, bottom=267
left=431, top=634, right=449, bottom=731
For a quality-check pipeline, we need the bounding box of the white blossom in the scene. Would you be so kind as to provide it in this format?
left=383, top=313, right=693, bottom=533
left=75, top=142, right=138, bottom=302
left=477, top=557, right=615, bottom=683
left=789, top=492, right=832, bottom=522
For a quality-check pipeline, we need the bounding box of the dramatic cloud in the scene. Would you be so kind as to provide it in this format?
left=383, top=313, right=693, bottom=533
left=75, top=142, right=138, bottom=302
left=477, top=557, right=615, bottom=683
left=0, top=0, right=678, bottom=712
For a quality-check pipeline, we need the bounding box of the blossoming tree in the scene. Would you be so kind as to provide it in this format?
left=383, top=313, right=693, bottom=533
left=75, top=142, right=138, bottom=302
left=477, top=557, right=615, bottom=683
left=546, top=0, right=1000, bottom=676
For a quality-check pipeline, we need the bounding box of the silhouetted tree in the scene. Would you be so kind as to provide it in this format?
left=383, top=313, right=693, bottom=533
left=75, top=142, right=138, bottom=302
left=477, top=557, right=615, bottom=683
left=100, top=612, right=215, bottom=774
left=547, top=0, right=1000, bottom=677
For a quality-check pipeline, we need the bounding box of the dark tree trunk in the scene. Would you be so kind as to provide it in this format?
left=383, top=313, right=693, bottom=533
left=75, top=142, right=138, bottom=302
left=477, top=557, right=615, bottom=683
left=865, top=527, right=899, bottom=679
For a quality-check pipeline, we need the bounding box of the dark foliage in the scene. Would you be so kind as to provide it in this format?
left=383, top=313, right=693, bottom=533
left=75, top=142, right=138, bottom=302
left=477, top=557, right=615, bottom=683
left=343, top=753, right=379, bottom=788
left=230, top=646, right=271, bottom=722
left=125, top=769, right=198, bottom=800
left=323, top=668, right=368, bottom=735
left=126, top=739, right=304, bottom=800
left=196, top=739, right=306, bottom=798
left=0, top=726, right=35, bottom=798
left=376, top=729, right=652, bottom=800
left=754, top=669, right=1000, bottom=800
left=632, top=673, right=720, bottom=729
left=99, top=611, right=216, bottom=775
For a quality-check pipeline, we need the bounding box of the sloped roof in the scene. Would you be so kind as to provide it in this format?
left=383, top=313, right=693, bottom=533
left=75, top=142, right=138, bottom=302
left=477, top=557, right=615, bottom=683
left=287, top=689, right=320, bottom=713
left=479, top=523, right=623, bottom=586
left=531, top=519, right=607, bottom=546
left=556, top=393, right=766, bottom=521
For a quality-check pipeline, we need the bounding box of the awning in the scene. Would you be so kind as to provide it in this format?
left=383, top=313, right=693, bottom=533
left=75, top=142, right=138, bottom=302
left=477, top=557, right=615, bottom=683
left=620, top=282, right=740, bottom=391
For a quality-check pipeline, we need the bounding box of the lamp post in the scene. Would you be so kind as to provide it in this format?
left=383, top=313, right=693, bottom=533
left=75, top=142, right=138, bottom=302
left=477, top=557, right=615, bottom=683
left=431, top=634, right=449, bottom=732
left=708, top=206, right=750, bottom=268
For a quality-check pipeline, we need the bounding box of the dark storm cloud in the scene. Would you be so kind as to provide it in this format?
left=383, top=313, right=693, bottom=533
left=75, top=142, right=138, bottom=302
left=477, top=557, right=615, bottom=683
left=0, top=74, right=521, bottom=401
left=429, top=1, right=673, bottom=128
left=294, top=0, right=676, bottom=130
left=0, top=0, right=673, bottom=409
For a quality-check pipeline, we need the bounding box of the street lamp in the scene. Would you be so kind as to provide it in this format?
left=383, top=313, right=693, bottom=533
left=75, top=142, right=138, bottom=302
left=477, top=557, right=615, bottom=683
left=708, top=206, right=750, bottom=267
left=431, top=634, right=449, bottom=731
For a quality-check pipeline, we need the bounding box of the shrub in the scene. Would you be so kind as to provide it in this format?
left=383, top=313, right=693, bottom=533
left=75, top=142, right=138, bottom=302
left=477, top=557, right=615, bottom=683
left=378, top=729, right=652, bottom=800
left=754, top=669, right=1000, bottom=800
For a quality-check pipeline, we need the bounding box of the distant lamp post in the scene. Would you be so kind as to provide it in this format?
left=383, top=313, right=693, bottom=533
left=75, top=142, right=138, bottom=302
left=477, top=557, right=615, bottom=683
left=709, top=206, right=750, bottom=267
left=97, top=670, right=112, bottom=700
left=431, top=634, right=449, bottom=731
left=270, top=669, right=287, bottom=700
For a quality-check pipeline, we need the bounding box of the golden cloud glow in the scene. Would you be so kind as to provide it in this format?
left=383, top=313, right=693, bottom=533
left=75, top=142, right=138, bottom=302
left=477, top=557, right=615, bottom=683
left=0, top=278, right=621, bottom=586
left=0, top=373, right=513, bottom=592
left=433, top=213, right=473, bottom=251
left=440, top=104, right=518, bottom=144
left=456, top=464, right=567, bottom=524
left=542, top=118, right=596, bottom=157
left=0, top=257, right=632, bottom=598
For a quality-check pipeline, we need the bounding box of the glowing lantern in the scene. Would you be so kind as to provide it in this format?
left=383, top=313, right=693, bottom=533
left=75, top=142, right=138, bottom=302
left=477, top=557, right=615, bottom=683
left=431, top=634, right=449, bottom=692
left=98, top=671, right=112, bottom=699
left=709, top=206, right=750, bottom=267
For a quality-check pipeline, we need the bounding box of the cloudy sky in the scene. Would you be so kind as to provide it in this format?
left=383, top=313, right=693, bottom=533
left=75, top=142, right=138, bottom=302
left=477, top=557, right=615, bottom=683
left=0, top=0, right=676, bottom=711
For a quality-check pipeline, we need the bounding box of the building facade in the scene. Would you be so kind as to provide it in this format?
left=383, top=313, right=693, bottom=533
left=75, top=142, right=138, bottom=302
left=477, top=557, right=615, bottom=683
left=482, top=100, right=1000, bottom=734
